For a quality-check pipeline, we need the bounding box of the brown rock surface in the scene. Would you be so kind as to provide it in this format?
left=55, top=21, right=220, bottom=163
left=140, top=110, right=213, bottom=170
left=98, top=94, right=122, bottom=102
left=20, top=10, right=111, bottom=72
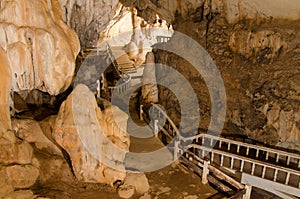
left=123, top=173, right=150, bottom=194
left=5, top=165, right=39, bottom=189
left=53, top=84, right=130, bottom=185
left=12, top=119, right=63, bottom=156
left=0, top=0, right=80, bottom=96
left=126, top=0, right=300, bottom=148
left=59, top=0, right=119, bottom=47
left=0, top=47, right=11, bottom=130
left=0, top=132, right=33, bottom=165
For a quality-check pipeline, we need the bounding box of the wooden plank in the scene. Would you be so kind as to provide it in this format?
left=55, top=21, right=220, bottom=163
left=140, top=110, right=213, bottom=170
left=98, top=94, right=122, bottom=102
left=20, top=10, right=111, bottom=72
left=179, top=156, right=234, bottom=194
left=241, top=173, right=300, bottom=199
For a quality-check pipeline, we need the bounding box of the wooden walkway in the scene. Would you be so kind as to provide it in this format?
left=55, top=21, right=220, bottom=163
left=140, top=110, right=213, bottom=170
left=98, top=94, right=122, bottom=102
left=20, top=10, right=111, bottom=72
left=140, top=104, right=300, bottom=199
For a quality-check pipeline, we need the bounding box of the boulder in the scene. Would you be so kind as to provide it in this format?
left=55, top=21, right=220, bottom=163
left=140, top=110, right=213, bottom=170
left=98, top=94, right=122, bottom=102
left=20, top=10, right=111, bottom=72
left=12, top=119, right=63, bottom=156
left=118, top=185, right=135, bottom=199
left=123, top=173, right=150, bottom=194
left=1, top=165, right=39, bottom=189
left=0, top=135, right=33, bottom=165
left=53, top=84, right=130, bottom=185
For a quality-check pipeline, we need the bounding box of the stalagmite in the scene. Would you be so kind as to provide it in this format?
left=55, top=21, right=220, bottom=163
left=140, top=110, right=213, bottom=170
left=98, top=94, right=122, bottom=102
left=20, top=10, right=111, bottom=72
left=141, top=52, right=158, bottom=104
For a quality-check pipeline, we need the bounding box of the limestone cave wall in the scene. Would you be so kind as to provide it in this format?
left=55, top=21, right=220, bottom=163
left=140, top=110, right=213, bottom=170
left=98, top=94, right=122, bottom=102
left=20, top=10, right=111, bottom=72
left=122, top=0, right=300, bottom=148
left=59, top=0, right=120, bottom=47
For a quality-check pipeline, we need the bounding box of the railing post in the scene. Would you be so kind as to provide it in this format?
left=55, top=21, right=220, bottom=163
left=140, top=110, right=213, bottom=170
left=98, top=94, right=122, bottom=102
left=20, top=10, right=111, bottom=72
left=174, top=138, right=179, bottom=161
left=139, top=105, right=143, bottom=121
left=100, top=73, right=105, bottom=89
left=96, top=80, right=100, bottom=99
left=154, top=119, right=158, bottom=137
left=243, top=184, right=252, bottom=199
left=202, top=160, right=210, bottom=184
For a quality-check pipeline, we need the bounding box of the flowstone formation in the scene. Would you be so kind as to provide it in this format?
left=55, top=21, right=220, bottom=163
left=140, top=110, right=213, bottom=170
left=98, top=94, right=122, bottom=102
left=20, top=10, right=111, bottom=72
left=0, top=0, right=80, bottom=197
left=0, top=0, right=80, bottom=96
left=53, top=84, right=130, bottom=185
left=141, top=52, right=159, bottom=104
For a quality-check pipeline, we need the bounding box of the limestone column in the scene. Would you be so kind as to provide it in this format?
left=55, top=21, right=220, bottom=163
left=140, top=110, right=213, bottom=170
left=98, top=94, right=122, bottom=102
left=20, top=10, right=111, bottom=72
left=141, top=52, right=158, bottom=104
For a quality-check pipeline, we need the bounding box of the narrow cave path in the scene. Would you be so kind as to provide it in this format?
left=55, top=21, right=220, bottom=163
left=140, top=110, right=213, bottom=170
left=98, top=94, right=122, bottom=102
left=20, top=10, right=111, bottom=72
left=121, top=94, right=222, bottom=198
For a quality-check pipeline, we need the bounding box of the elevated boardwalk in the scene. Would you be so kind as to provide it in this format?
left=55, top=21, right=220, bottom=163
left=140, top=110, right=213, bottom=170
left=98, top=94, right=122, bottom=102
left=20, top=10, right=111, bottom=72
left=140, top=104, right=300, bottom=199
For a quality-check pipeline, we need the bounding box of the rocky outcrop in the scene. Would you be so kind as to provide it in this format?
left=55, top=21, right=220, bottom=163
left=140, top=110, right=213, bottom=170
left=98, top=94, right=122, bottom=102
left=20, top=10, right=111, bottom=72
left=141, top=52, right=158, bottom=104
left=0, top=130, right=39, bottom=196
left=98, top=6, right=172, bottom=67
left=120, top=0, right=300, bottom=24
left=59, top=0, right=119, bottom=47
left=0, top=0, right=80, bottom=96
left=229, top=30, right=287, bottom=63
left=12, top=119, right=63, bottom=156
left=53, top=84, right=130, bottom=185
left=0, top=2, right=80, bottom=194
left=128, top=0, right=300, bottom=149
left=118, top=173, right=150, bottom=198
left=0, top=47, right=11, bottom=130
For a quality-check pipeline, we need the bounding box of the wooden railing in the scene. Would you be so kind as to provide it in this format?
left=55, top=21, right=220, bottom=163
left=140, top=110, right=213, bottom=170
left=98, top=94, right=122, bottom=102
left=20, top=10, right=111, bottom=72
left=108, top=73, right=131, bottom=95
left=185, top=145, right=300, bottom=189
left=106, top=43, right=122, bottom=76
left=140, top=103, right=300, bottom=198
left=182, top=134, right=300, bottom=170
left=156, top=36, right=171, bottom=43
left=139, top=104, right=247, bottom=197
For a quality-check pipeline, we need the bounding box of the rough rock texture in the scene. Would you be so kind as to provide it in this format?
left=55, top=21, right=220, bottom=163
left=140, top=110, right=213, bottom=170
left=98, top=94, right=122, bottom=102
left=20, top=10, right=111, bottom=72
left=0, top=0, right=80, bottom=96
left=120, top=0, right=300, bottom=25
left=5, top=165, right=39, bottom=189
left=0, top=47, right=11, bottom=130
left=0, top=130, right=39, bottom=196
left=125, top=0, right=300, bottom=148
left=98, top=6, right=172, bottom=65
left=59, top=0, right=119, bottom=47
left=229, top=30, right=288, bottom=63
left=123, top=173, right=150, bottom=194
left=53, top=84, right=130, bottom=185
left=118, top=185, right=135, bottom=199
left=141, top=52, right=158, bottom=104
left=12, top=119, right=63, bottom=156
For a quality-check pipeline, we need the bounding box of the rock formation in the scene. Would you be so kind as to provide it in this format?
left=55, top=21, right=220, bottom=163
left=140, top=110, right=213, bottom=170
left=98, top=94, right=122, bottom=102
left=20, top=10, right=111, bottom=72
left=0, top=130, right=40, bottom=196
left=141, top=52, right=159, bottom=104
left=118, top=173, right=150, bottom=198
left=123, top=0, right=300, bottom=148
left=0, top=47, right=11, bottom=130
left=98, top=6, right=172, bottom=66
left=0, top=0, right=80, bottom=96
left=0, top=0, right=80, bottom=196
left=59, top=0, right=120, bottom=47
left=53, top=84, right=130, bottom=185
left=0, top=0, right=299, bottom=197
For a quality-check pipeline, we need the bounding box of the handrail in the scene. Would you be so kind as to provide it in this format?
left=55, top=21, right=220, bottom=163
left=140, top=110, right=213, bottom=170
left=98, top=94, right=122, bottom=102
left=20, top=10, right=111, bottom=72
left=106, top=43, right=121, bottom=75
left=149, top=104, right=180, bottom=136
left=144, top=104, right=300, bottom=167
left=108, top=72, right=131, bottom=95
left=182, top=134, right=300, bottom=168
left=156, top=36, right=171, bottom=43
left=140, top=103, right=300, bottom=198
left=188, top=144, right=300, bottom=189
